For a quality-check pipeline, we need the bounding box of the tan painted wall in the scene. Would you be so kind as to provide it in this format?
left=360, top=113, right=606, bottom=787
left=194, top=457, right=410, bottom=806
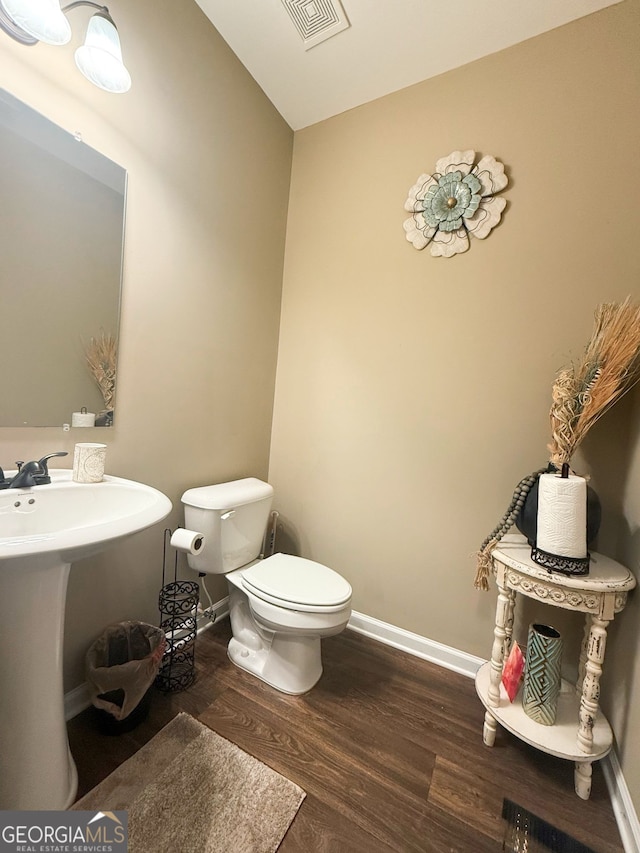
left=0, top=0, right=293, bottom=686
left=2, top=0, right=640, bottom=818
left=268, top=0, right=640, bottom=809
left=603, top=388, right=640, bottom=810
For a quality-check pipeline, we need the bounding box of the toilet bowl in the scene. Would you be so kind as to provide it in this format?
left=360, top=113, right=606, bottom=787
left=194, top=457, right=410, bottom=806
left=181, top=478, right=352, bottom=694
left=227, top=554, right=352, bottom=693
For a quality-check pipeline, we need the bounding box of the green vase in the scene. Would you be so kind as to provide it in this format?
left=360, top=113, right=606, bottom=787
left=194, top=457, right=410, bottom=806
left=522, top=623, right=562, bottom=725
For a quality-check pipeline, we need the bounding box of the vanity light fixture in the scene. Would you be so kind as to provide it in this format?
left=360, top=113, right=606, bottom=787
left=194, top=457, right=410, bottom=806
left=0, top=0, right=131, bottom=93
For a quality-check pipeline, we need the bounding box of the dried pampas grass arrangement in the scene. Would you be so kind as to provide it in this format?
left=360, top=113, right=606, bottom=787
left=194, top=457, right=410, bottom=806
left=474, top=297, right=640, bottom=591
left=85, top=332, right=117, bottom=411
left=548, top=297, right=640, bottom=465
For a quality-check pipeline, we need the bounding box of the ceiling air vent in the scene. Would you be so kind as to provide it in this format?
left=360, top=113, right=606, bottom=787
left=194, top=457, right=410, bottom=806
left=280, top=0, right=350, bottom=50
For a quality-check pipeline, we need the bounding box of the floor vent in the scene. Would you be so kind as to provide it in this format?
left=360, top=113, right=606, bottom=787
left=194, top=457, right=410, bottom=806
left=280, top=0, right=350, bottom=50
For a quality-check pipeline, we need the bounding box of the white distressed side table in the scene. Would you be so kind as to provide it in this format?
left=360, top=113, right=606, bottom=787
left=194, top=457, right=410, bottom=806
left=475, top=534, right=635, bottom=799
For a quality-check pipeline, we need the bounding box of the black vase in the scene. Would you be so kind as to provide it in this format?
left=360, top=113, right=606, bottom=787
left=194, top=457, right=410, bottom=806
left=515, top=472, right=602, bottom=547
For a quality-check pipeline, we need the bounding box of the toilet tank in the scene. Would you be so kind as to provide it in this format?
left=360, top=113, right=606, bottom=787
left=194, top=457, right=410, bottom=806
left=181, top=478, right=274, bottom=575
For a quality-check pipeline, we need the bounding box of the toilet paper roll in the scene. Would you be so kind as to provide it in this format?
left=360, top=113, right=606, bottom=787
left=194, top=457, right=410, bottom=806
left=536, top=472, right=587, bottom=558
left=72, top=410, right=96, bottom=427
left=73, top=442, right=107, bottom=483
left=170, top=528, right=205, bottom=555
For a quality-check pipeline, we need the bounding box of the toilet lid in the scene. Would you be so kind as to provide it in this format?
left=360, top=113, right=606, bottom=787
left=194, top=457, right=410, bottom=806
left=241, top=553, right=352, bottom=610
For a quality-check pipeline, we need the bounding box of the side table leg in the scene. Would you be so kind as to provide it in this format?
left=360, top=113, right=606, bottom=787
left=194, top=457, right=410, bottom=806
left=576, top=617, right=590, bottom=697
left=574, top=761, right=592, bottom=800
left=503, top=587, right=516, bottom=661
left=487, top=573, right=514, bottom=708
left=577, top=615, right=609, bottom=754
left=483, top=710, right=497, bottom=747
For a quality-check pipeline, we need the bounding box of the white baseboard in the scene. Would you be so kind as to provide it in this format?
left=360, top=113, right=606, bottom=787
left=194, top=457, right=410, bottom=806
left=64, top=682, right=91, bottom=722
left=64, top=601, right=638, bottom=850
left=603, top=749, right=640, bottom=853
left=347, top=609, right=485, bottom=679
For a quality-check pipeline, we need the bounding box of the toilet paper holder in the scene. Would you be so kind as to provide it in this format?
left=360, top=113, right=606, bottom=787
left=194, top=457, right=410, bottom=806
left=155, top=528, right=200, bottom=693
left=169, top=527, right=205, bottom=555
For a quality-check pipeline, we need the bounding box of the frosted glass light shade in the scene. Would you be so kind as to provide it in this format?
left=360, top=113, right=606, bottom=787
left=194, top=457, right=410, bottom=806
left=74, top=13, right=131, bottom=93
left=2, top=0, right=71, bottom=44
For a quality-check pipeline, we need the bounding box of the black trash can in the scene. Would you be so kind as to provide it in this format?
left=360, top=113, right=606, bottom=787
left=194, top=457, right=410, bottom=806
left=86, top=621, right=165, bottom=735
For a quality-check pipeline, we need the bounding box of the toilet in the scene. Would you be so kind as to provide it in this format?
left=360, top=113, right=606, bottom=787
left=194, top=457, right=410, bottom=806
left=181, top=477, right=352, bottom=694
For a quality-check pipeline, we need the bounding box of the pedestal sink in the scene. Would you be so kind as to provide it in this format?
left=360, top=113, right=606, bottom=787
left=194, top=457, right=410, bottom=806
left=0, top=470, right=172, bottom=810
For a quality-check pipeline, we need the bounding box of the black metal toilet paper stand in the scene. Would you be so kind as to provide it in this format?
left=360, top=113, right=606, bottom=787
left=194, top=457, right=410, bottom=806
left=155, top=528, right=199, bottom=692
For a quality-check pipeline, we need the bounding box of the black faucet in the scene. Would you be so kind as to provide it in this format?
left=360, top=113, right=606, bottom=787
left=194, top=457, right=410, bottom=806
left=35, top=451, right=69, bottom=484
left=9, top=461, right=44, bottom=489
left=7, top=451, right=69, bottom=489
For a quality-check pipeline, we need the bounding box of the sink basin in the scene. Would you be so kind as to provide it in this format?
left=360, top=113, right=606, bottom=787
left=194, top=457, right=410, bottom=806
left=0, top=469, right=173, bottom=562
left=0, top=470, right=172, bottom=810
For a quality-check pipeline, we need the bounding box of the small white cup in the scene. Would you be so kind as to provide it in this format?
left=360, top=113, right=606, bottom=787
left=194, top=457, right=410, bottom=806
left=73, top=443, right=107, bottom=483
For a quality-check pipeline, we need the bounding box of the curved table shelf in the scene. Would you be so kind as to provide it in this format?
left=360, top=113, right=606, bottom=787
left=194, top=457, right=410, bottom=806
left=475, top=661, right=612, bottom=762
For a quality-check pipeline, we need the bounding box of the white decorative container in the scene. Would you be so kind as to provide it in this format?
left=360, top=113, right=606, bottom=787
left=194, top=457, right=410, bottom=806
left=72, top=442, right=107, bottom=483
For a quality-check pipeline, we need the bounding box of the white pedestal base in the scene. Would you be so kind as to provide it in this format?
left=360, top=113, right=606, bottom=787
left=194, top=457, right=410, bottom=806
left=0, top=555, right=78, bottom=810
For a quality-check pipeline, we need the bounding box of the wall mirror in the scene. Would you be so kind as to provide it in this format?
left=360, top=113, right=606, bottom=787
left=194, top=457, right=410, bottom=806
left=0, top=89, right=126, bottom=427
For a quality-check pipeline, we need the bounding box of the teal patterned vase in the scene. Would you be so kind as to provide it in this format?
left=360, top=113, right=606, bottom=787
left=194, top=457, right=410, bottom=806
left=522, top=624, right=562, bottom=726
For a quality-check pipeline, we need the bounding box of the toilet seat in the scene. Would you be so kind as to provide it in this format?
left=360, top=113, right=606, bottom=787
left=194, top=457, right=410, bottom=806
left=241, top=553, right=352, bottom=613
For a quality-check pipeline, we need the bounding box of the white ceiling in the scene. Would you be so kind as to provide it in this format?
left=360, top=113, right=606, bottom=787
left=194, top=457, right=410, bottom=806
left=195, top=0, right=621, bottom=130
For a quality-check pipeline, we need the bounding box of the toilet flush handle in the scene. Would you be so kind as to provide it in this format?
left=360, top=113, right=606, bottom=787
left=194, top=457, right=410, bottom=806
left=221, top=510, right=236, bottom=521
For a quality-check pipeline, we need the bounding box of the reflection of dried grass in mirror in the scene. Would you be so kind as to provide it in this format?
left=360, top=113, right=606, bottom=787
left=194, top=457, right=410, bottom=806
left=85, top=332, right=117, bottom=410
left=548, top=298, right=640, bottom=466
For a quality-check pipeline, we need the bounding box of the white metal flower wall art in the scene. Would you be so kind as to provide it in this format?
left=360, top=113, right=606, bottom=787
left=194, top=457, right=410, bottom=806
left=403, top=150, right=508, bottom=258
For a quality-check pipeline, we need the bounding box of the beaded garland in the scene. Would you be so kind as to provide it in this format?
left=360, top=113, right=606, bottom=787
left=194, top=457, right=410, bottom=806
left=474, top=469, right=546, bottom=591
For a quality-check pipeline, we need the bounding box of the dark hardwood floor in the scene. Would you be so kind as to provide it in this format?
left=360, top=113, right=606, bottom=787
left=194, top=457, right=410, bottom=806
left=68, top=621, right=623, bottom=852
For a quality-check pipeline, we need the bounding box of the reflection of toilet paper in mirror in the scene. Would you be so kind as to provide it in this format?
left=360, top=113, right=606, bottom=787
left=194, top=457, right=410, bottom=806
left=73, top=442, right=107, bottom=483
left=170, top=528, right=205, bottom=555
left=72, top=407, right=96, bottom=427
left=536, top=472, right=587, bottom=557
